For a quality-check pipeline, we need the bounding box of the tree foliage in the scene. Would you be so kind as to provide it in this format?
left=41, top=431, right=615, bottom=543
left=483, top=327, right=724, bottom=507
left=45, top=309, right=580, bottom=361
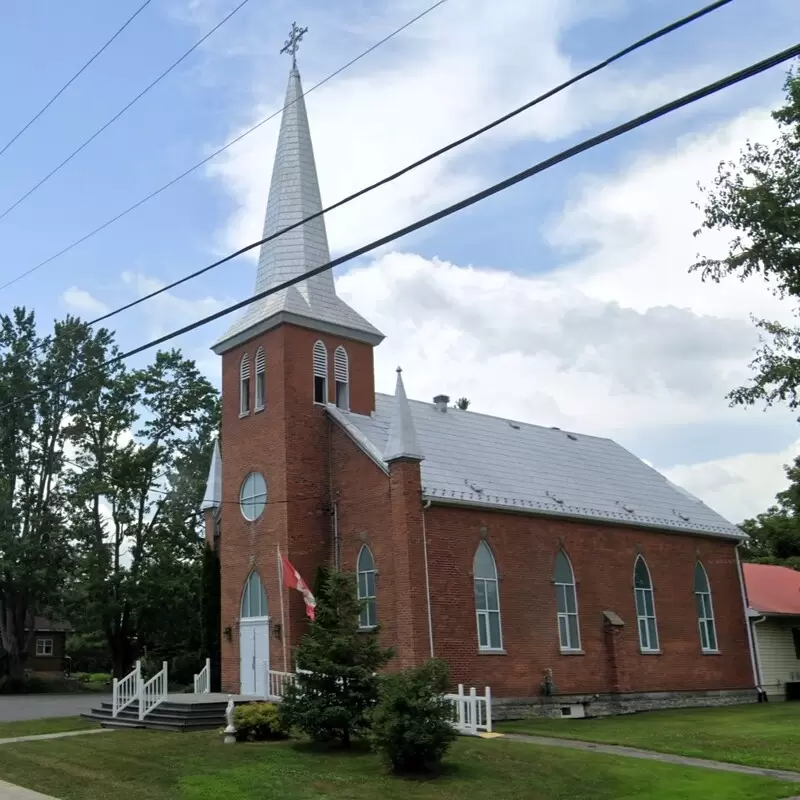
left=692, top=67, right=800, bottom=412
left=279, top=569, right=393, bottom=746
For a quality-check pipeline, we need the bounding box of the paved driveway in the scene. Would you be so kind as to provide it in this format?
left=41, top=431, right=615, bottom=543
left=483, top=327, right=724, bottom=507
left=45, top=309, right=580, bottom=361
left=0, top=694, right=109, bottom=722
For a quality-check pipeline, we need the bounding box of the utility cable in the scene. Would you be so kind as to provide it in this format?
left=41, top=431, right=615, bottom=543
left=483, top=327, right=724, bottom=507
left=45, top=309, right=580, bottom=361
left=0, top=0, right=156, bottom=160
left=3, top=41, right=797, bottom=413
left=0, top=0, right=253, bottom=225
left=0, top=0, right=727, bottom=292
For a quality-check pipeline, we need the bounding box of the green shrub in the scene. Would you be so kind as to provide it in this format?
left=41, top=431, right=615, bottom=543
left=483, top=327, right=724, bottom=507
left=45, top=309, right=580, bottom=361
left=72, top=672, right=90, bottom=683
left=370, top=659, right=458, bottom=774
left=88, top=672, right=111, bottom=683
left=233, top=702, right=288, bottom=742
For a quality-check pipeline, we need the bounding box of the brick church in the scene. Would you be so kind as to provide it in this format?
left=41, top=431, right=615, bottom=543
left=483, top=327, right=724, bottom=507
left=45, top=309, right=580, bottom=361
left=201, top=59, right=757, bottom=717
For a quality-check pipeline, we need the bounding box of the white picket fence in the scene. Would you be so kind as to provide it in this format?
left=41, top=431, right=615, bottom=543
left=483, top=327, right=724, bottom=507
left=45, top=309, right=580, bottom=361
left=111, top=660, right=169, bottom=721
left=445, top=684, right=492, bottom=735
left=267, top=670, right=297, bottom=700
left=193, top=658, right=211, bottom=695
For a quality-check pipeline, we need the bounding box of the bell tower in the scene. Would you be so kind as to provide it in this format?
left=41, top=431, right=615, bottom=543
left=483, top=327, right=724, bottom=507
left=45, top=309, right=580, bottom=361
left=208, top=27, right=383, bottom=693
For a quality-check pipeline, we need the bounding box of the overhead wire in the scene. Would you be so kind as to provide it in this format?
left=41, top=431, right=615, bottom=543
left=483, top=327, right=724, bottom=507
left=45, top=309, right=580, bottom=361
left=0, top=0, right=729, bottom=293
left=3, top=40, right=798, bottom=414
left=0, top=0, right=156, bottom=160
left=0, top=0, right=254, bottom=225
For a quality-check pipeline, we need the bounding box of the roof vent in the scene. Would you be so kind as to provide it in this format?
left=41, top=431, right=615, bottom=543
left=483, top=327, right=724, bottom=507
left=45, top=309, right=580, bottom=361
left=465, top=479, right=484, bottom=494
left=566, top=433, right=578, bottom=441
left=433, top=394, right=450, bottom=413
left=674, top=509, right=691, bottom=522
left=546, top=490, right=565, bottom=505
left=509, top=421, right=521, bottom=430
left=622, top=504, right=635, bottom=514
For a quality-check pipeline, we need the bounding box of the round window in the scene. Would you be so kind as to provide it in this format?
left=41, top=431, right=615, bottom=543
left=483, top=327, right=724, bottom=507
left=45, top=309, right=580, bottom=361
left=240, top=472, right=267, bottom=521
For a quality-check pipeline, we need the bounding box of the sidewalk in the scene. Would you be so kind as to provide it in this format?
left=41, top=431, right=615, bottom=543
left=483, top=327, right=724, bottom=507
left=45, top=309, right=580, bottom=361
left=0, top=729, right=111, bottom=747
left=0, top=780, right=58, bottom=800
left=503, top=732, right=800, bottom=784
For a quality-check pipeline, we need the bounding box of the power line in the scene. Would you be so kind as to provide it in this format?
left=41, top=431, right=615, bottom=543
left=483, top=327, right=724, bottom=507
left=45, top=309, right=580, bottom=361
left=4, top=42, right=798, bottom=414
left=0, top=0, right=727, bottom=294
left=0, top=0, right=253, bottom=226
left=0, top=0, right=156, bottom=160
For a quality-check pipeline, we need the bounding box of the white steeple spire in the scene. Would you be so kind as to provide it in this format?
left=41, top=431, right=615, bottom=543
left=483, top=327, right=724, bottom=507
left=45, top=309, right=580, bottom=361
left=384, top=368, right=423, bottom=463
left=213, top=51, right=383, bottom=354
left=200, top=438, right=222, bottom=511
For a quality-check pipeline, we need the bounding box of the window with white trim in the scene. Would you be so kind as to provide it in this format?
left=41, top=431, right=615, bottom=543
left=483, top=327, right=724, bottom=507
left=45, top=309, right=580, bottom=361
left=313, top=340, right=327, bottom=404
left=254, top=347, right=266, bottom=410
left=357, top=545, right=377, bottom=629
left=554, top=550, right=580, bottom=651
left=240, top=353, right=251, bottom=415
left=36, top=638, right=54, bottom=657
left=474, top=541, right=502, bottom=651
left=240, top=571, right=268, bottom=618
left=334, top=346, right=349, bottom=410
left=694, top=561, right=718, bottom=652
left=634, top=555, right=659, bottom=652
left=239, top=472, right=267, bottom=521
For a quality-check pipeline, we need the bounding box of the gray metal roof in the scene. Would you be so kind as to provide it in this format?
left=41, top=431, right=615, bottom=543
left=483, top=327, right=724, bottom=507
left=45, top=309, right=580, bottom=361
left=214, top=67, right=383, bottom=353
left=329, top=394, right=744, bottom=540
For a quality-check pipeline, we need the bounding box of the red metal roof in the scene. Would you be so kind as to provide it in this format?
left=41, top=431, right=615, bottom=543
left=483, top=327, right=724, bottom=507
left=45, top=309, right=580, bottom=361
left=743, top=563, right=800, bottom=616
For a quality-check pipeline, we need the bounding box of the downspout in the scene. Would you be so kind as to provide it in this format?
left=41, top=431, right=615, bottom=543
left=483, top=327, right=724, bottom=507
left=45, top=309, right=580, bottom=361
left=735, top=541, right=762, bottom=696
left=333, top=496, right=340, bottom=571
left=422, top=499, right=434, bottom=658
left=751, top=615, right=767, bottom=700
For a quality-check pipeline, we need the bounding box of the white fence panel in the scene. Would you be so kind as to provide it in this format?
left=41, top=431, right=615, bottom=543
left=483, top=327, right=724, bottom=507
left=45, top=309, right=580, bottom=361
left=112, top=661, right=141, bottom=718
left=444, top=684, right=492, bottom=734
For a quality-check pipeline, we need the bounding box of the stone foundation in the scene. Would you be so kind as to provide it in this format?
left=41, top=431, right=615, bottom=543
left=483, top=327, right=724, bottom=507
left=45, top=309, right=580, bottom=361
left=493, top=688, right=758, bottom=720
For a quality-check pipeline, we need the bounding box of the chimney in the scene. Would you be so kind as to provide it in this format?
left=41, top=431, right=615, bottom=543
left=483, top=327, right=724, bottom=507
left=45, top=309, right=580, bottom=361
left=433, top=394, right=450, bottom=413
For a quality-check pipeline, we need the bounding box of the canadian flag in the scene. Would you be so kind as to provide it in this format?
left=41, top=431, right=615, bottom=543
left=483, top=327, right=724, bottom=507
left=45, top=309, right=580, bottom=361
left=281, top=555, right=317, bottom=621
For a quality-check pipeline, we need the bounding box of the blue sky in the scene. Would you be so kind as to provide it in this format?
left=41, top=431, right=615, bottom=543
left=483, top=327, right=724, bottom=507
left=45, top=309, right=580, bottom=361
left=1, top=0, right=799, bottom=521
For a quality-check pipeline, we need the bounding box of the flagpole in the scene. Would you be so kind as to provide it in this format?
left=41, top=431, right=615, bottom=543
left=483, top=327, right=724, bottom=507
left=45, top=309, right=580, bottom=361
left=277, top=545, right=288, bottom=672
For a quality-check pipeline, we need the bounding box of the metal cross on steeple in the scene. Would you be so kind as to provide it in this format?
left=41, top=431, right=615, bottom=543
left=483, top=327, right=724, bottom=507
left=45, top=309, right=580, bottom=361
left=280, top=21, right=308, bottom=69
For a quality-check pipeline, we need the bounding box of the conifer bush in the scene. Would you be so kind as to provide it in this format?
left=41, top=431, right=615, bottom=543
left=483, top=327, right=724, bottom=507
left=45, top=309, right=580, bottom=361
left=233, top=702, right=287, bottom=742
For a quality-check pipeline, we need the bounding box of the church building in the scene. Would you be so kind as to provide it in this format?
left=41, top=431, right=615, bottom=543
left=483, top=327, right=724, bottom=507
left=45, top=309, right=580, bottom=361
left=201, top=56, right=757, bottom=717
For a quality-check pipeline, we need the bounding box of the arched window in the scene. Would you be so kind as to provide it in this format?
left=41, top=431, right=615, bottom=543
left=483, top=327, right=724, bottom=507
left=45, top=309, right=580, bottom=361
left=357, top=545, right=377, bottom=629
left=313, top=340, right=327, bottom=404
left=334, top=346, right=349, bottom=410
left=254, top=347, right=266, bottom=410
left=241, top=571, right=268, bottom=618
left=240, top=353, right=251, bottom=415
left=634, top=556, right=659, bottom=652
left=239, top=472, right=267, bottom=521
left=694, top=561, right=718, bottom=652
left=554, top=550, right=580, bottom=651
left=474, top=541, right=502, bottom=651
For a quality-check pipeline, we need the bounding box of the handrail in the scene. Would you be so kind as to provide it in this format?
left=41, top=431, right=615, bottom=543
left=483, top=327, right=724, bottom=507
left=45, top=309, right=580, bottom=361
left=139, top=661, right=168, bottom=721
left=193, top=658, right=211, bottom=694
left=111, top=661, right=141, bottom=718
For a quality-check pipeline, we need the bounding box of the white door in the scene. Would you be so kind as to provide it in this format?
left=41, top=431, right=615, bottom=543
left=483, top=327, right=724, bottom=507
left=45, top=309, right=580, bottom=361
left=239, top=618, right=269, bottom=696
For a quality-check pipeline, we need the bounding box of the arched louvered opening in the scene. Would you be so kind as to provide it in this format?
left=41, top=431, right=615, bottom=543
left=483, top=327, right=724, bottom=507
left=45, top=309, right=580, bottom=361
left=554, top=550, right=581, bottom=651
left=694, top=561, right=718, bottom=652
left=357, top=545, right=377, bottom=628
left=313, top=340, right=328, bottom=404
left=633, top=555, right=659, bottom=652
left=254, top=347, right=266, bottom=410
left=239, top=353, right=251, bottom=415
left=240, top=571, right=268, bottom=619
left=474, top=541, right=502, bottom=651
left=334, top=346, right=349, bottom=410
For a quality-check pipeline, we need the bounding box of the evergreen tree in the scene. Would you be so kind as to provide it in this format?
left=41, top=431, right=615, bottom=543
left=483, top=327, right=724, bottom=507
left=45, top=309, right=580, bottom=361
left=280, top=569, right=393, bottom=746
left=201, top=542, right=222, bottom=691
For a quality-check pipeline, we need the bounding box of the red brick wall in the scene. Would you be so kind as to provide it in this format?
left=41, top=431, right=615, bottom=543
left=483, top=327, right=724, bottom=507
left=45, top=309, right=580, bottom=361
left=218, top=323, right=375, bottom=692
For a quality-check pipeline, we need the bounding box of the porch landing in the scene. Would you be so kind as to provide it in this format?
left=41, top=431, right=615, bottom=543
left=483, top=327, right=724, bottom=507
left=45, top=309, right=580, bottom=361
left=82, top=693, right=264, bottom=732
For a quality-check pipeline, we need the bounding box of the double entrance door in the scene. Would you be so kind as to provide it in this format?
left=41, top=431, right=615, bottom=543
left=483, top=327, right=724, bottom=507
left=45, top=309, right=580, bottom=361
left=239, top=617, right=269, bottom=697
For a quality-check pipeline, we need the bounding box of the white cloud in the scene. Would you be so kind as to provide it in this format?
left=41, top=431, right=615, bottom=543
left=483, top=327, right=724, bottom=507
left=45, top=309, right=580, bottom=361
left=61, top=287, right=109, bottom=317
left=664, top=440, right=799, bottom=524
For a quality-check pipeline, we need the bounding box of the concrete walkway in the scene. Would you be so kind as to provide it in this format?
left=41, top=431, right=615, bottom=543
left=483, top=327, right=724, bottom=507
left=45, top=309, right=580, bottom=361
left=504, top=733, right=800, bottom=784
left=0, top=780, right=58, bottom=799
left=0, top=729, right=112, bottom=746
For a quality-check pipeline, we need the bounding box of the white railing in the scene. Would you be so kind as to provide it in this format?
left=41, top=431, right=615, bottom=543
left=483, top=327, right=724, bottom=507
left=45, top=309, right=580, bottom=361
left=193, top=658, right=211, bottom=694
left=267, top=670, right=297, bottom=701
left=112, top=661, right=141, bottom=718
left=139, top=661, right=169, bottom=721
left=445, top=684, right=492, bottom=735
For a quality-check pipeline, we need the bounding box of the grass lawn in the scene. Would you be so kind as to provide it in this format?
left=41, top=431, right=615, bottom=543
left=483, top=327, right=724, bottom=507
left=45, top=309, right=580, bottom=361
left=498, top=703, right=800, bottom=773
left=0, top=716, right=98, bottom=739
left=0, top=730, right=798, bottom=800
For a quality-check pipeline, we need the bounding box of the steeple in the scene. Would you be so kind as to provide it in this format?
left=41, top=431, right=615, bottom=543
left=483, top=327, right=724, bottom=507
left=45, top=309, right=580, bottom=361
left=384, top=368, right=424, bottom=462
left=213, top=32, right=383, bottom=354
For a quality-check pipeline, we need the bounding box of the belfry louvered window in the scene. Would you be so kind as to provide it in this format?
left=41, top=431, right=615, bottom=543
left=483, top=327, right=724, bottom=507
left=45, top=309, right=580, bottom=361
left=240, top=353, right=251, bottom=415
left=313, top=340, right=327, bottom=404
left=254, top=347, right=266, bottom=410
left=334, top=346, right=349, bottom=410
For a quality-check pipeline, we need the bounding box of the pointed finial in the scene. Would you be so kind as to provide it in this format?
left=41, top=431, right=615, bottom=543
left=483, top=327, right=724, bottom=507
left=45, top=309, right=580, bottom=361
left=384, top=367, right=424, bottom=463
left=396, top=366, right=402, bottom=374
left=280, top=21, right=308, bottom=69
